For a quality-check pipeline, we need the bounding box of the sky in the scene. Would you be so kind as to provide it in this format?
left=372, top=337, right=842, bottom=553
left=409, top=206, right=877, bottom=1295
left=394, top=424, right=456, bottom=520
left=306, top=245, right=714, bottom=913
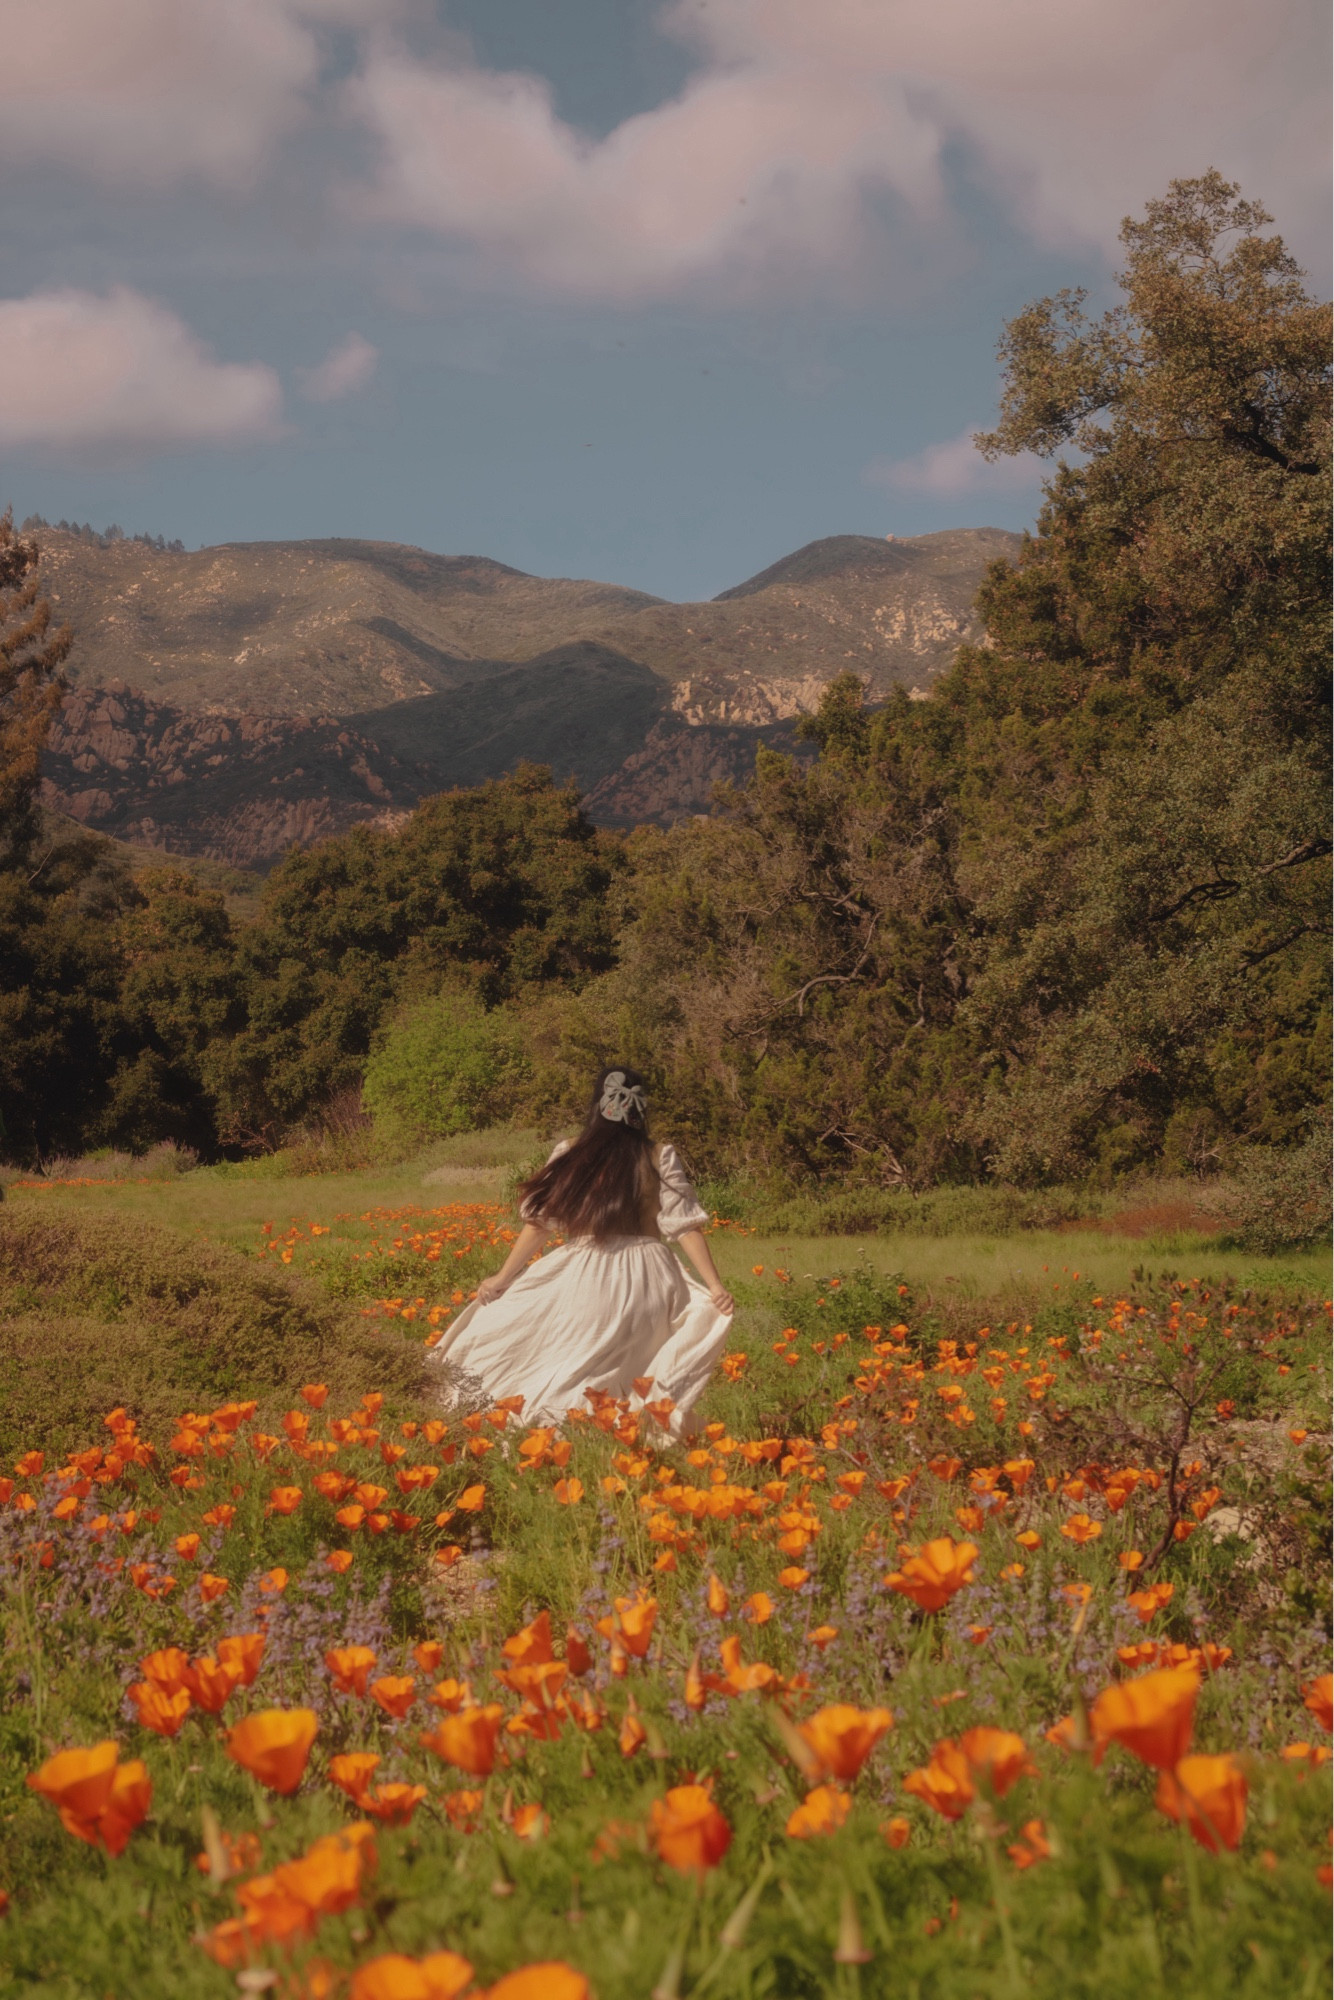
left=0, top=0, right=1327, bottom=603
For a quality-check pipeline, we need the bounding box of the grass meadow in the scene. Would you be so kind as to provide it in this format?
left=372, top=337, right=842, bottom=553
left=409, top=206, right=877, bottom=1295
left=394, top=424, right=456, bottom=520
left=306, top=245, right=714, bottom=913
left=0, top=1143, right=1329, bottom=1998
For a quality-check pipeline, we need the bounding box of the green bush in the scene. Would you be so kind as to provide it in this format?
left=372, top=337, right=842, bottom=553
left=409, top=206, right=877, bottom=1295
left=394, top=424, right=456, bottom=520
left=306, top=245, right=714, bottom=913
left=1221, top=1122, right=1332, bottom=1253
left=0, top=1210, right=426, bottom=1457
left=363, top=992, right=531, bottom=1141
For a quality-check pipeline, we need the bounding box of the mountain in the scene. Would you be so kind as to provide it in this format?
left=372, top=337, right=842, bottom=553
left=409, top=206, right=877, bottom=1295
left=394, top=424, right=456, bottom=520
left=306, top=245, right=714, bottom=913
left=347, top=642, right=668, bottom=795
left=40, top=526, right=1017, bottom=717
left=35, top=524, right=1020, bottom=864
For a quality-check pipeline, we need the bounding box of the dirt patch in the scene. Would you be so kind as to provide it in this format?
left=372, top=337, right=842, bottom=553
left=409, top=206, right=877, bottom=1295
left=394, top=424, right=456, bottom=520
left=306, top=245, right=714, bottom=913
left=1059, top=1200, right=1226, bottom=1238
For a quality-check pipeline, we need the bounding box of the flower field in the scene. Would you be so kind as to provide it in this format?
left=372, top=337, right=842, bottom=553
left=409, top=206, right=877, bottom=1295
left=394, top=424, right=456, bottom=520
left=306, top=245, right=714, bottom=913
left=0, top=1198, right=1330, bottom=1998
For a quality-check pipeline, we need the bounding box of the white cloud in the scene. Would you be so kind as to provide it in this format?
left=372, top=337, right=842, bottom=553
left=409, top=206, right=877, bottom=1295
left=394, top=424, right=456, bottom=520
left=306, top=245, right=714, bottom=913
left=866, top=429, right=1046, bottom=499
left=0, top=0, right=402, bottom=188
left=345, top=0, right=1326, bottom=299
left=0, top=287, right=282, bottom=454
left=297, top=332, right=379, bottom=402
left=0, top=0, right=1321, bottom=306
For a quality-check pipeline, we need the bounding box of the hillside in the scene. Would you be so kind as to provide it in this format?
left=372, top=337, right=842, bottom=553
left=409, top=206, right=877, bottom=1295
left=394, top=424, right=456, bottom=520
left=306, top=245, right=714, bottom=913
left=39, top=526, right=1017, bottom=718
left=34, top=524, right=1019, bottom=862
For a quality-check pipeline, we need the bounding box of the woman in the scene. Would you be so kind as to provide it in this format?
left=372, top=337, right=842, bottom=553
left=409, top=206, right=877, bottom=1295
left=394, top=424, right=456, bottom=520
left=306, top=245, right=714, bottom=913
left=426, top=1067, right=734, bottom=1437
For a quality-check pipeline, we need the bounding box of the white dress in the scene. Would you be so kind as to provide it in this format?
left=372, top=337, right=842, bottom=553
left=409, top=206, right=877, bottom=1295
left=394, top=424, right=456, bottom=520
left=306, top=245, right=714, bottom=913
left=425, top=1142, right=732, bottom=1438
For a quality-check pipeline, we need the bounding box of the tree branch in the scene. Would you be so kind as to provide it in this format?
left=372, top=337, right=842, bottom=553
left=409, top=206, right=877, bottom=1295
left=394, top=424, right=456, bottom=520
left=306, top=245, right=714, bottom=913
left=1147, top=835, right=1331, bottom=922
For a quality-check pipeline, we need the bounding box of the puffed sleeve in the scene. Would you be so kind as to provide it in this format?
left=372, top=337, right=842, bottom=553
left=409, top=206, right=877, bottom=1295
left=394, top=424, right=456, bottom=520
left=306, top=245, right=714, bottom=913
left=519, top=1140, right=570, bottom=1223
left=655, top=1143, right=710, bottom=1240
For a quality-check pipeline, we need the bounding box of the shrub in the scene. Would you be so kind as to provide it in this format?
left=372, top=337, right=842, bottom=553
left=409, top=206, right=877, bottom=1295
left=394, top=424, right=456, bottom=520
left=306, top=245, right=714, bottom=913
left=363, top=992, right=531, bottom=1142
left=0, top=1210, right=426, bottom=1457
left=1221, top=1123, right=1332, bottom=1253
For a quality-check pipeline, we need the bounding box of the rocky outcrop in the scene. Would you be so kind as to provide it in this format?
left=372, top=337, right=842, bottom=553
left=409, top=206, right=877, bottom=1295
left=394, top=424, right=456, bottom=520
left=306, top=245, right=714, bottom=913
left=41, top=683, right=424, bottom=869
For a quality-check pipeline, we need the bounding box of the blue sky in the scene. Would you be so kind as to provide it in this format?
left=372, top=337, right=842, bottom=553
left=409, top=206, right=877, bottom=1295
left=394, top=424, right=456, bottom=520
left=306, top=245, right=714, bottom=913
left=0, top=0, right=1326, bottom=602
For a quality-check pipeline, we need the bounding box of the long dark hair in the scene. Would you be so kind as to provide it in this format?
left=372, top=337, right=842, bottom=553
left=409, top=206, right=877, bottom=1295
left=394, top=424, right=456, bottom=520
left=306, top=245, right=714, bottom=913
left=518, top=1066, right=658, bottom=1242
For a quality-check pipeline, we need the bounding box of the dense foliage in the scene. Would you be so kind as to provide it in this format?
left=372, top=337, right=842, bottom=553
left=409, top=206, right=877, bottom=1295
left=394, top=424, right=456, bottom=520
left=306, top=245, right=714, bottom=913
left=1, top=177, right=1329, bottom=1196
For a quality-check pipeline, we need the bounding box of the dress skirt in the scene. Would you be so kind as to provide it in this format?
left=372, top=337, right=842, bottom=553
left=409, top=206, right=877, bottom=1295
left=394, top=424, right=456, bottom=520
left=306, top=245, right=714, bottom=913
left=425, top=1233, right=733, bottom=1438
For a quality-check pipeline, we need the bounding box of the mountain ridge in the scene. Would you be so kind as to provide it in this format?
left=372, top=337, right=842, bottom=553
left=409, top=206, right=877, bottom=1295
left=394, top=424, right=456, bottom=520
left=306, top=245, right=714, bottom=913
left=36, top=525, right=1018, bottom=717
left=34, top=523, right=1020, bottom=865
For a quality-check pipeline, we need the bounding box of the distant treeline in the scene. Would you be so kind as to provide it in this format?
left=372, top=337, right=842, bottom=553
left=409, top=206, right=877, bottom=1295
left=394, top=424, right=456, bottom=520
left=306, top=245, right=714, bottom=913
left=2, top=176, right=1330, bottom=1192
left=20, top=514, right=186, bottom=554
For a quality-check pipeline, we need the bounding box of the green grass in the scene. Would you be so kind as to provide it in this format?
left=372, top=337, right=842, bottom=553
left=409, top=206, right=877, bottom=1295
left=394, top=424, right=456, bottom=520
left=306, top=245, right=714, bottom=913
left=6, top=1162, right=1326, bottom=1298
left=0, top=1149, right=1328, bottom=1998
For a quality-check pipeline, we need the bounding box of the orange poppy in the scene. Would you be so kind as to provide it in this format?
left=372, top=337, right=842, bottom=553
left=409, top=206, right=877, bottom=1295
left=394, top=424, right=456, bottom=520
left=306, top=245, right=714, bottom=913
left=502, top=1610, right=554, bottom=1667
left=217, top=1632, right=266, bottom=1686
left=1089, top=1664, right=1199, bottom=1771
left=1155, top=1753, right=1247, bottom=1852
left=649, top=1782, right=732, bottom=1873
left=512, top=1802, right=549, bottom=1840
left=349, top=1952, right=475, bottom=2000
left=267, top=1486, right=303, bottom=1516
left=1007, top=1818, right=1052, bottom=1869
left=442, top=1788, right=484, bottom=1829
left=785, top=1785, right=851, bottom=1838
left=617, top=1594, right=658, bottom=1657
left=429, top=1678, right=473, bottom=1713
left=903, top=1728, right=1030, bottom=1820
left=26, top=1741, right=121, bottom=1848
left=1280, top=1742, right=1332, bottom=1770
left=97, top=1760, right=153, bottom=1857
left=419, top=1704, right=506, bottom=1776
left=744, top=1592, right=774, bottom=1625
left=1304, top=1674, right=1333, bottom=1734
left=777, top=1567, right=810, bottom=1590
left=25, top=1745, right=145, bottom=1856
left=713, top=1634, right=778, bottom=1696
left=884, top=1537, right=978, bottom=1613
left=413, top=1640, right=445, bottom=1674
left=553, top=1478, right=584, bottom=1505
left=326, top=1646, right=378, bottom=1696
left=199, top=1573, right=230, bottom=1602
left=369, top=1675, right=417, bottom=1720
left=956, top=1727, right=1034, bottom=1797
left=1127, top=1581, right=1174, bottom=1625
left=706, top=1574, right=730, bottom=1618
left=797, top=1705, right=894, bottom=1782
left=231, top=1825, right=375, bottom=1953
left=226, top=1709, right=319, bottom=1794
left=487, top=1967, right=591, bottom=2000
left=565, top=1627, right=593, bottom=1677
left=128, top=1681, right=192, bottom=1738
left=361, top=1782, right=429, bottom=1825
left=881, top=1815, right=911, bottom=1848
left=1060, top=1513, right=1102, bottom=1544
left=619, top=1711, right=648, bottom=1757
left=327, top=1550, right=355, bottom=1574
left=139, top=1647, right=190, bottom=1693
left=329, top=1752, right=381, bottom=1804
left=182, top=1656, right=242, bottom=1715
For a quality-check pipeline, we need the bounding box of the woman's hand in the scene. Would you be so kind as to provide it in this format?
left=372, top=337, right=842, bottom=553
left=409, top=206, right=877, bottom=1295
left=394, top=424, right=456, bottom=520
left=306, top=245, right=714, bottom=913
left=470, top=1223, right=550, bottom=1311
left=709, top=1284, right=735, bottom=1316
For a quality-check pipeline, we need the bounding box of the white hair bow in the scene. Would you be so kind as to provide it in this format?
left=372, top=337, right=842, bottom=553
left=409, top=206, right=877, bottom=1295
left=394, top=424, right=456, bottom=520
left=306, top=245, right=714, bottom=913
left=599, top=1071, right=646, bottom=1124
